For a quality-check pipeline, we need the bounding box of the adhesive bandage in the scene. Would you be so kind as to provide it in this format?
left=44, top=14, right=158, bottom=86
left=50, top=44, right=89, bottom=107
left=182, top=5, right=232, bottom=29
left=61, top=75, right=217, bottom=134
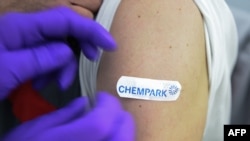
left=116, top=76, right=182, bottom=101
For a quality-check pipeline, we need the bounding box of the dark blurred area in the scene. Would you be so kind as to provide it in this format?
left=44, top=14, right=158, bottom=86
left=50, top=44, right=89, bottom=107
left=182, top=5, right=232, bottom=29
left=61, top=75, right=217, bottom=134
left=226, top=0, right=250, bottom=125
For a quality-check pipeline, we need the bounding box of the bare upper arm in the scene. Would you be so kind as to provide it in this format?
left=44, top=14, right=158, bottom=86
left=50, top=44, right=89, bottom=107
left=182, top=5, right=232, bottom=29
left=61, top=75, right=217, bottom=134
left=97, top=0, right=209, bottom=140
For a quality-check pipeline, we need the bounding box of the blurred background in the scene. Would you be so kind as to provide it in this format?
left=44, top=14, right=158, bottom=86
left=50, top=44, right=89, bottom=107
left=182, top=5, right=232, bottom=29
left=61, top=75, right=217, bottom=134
left=226, top=0, right=250, bottom=125
left=227, top=0, right=250, bottom=12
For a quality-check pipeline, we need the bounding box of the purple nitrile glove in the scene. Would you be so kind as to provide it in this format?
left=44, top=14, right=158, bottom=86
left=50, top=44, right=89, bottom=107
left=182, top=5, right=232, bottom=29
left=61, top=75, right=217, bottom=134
left=0, top=7, right=117, bottom=100
left=2, top=91, right=135, bottom=141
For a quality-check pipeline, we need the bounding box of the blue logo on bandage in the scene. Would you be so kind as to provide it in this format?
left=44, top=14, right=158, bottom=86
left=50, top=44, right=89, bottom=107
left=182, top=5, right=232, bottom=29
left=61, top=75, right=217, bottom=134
left=168, top=85, right=179, bottom=95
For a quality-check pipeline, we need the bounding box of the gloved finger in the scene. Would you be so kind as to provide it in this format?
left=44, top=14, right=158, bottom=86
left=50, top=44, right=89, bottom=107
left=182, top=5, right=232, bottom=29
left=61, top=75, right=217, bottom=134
left=0, top=6, right=116, bottom=52
left=2, top=97, right=88, bottom=141
left=0, top=42, right=74, bottom=99
left=49, top=92, right=122, bottom=141
left=110, top=112, right=136, bottom=141
left=57, top=59, right=77, bottom=90
left=94, top=91, right=123, bottom=109
left=61, top=91, right=124, bottom=141
left=29, top=93, right=123, bottom=141
left=38, top=97, right=88, bottom=127
left=81, top=42, right=100, bottom=61
left=12, top=42, right=73, bottom=82
left=32, top=57, right=77, bottom=90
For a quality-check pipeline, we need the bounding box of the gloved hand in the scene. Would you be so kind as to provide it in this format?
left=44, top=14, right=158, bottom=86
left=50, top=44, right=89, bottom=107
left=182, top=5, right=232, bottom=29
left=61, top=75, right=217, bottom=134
left=0, top=7, right=116, bottom=100
left=2, top=92, right=135, bottom=141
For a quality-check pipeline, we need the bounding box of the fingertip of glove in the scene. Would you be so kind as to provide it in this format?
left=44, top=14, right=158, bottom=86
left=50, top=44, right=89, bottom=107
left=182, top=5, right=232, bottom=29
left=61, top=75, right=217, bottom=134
left=95, top=91, right=121, bottom=108
left=96, top=91, right=112, bottom=98
left=68, top=96, right=88, bottom=108
left=99, top=33, right=117, bottom=51
left=122, top=111, right=135, bottom=128
left=57, top=80, right=70, bottom=91
left=57, top=73, right=76, bottom=91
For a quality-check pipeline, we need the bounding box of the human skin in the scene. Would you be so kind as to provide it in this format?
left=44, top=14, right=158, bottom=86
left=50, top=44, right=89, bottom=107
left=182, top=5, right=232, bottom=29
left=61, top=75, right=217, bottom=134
left=97, top=0, right=208, bottom=140
left=0, top=0, right=102, bottom=18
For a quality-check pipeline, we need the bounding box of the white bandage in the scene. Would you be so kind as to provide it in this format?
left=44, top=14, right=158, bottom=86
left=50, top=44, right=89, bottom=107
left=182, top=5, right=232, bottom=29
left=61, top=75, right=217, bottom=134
left=116, top=76, right=182, bottom=101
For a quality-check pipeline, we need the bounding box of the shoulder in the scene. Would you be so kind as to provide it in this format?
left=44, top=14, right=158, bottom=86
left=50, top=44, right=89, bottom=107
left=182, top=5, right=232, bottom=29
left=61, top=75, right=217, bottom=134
left=97, top=0, right=209, bottom=140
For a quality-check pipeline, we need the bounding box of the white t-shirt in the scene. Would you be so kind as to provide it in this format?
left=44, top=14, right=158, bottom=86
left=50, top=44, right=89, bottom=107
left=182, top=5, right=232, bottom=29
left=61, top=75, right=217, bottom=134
left=79, top=0, right=238, bottom=140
